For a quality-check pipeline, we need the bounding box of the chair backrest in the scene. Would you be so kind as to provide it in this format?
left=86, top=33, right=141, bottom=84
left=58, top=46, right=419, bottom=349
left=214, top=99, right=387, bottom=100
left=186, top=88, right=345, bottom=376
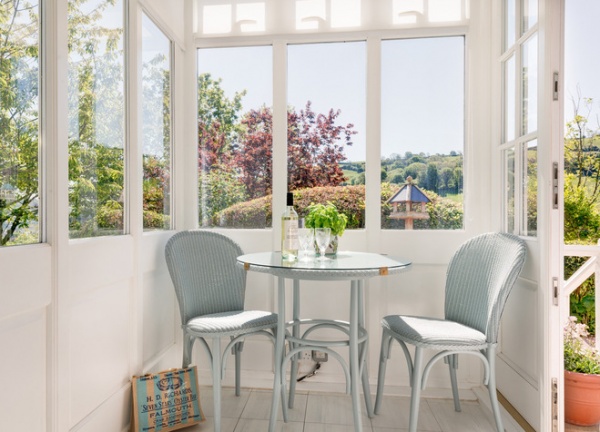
left=444, top=232, right=527, bottom=343
left=165, top=230, right=246, bottom=325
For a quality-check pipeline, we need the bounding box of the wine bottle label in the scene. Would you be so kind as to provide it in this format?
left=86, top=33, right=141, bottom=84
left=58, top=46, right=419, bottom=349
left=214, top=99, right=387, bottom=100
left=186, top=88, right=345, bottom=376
left=282, top=219, right=299, bottom=250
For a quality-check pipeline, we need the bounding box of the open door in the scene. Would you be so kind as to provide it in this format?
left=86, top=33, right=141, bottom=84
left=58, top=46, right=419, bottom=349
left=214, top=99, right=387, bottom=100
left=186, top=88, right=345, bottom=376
left=491, top=1, right=562, bottom=430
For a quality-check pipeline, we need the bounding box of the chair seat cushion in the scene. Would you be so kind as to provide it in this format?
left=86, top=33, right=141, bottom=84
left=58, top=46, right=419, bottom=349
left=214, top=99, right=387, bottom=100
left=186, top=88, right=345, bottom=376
left=382, top=315, right=487, bottom=350
left=186, top=310, right=278, bottom=337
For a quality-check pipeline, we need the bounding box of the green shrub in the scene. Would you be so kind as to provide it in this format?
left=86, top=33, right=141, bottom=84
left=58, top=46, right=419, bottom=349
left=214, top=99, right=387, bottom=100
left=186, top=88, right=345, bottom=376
left=215, top=186, right=366, bottom=228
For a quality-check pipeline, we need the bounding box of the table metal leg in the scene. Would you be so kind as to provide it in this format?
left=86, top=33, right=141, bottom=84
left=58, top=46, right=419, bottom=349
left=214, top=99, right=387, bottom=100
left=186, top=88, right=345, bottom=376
left=358, top=279, right=374, bottom=418
left=269, top=276, right=286, bottom=432
left=350, top=280, right=363, bottom=432
left=288, top=279, right=300, bottom=408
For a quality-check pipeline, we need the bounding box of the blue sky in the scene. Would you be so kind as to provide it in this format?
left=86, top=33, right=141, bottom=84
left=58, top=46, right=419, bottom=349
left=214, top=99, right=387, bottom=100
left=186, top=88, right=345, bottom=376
left=564, top=0, right=600, bottom=129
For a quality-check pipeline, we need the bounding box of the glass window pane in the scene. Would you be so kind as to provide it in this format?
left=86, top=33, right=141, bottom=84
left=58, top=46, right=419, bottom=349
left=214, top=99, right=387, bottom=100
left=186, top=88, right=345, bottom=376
left=522, top=33, right=538, bottom=135
left=68, top=0, right=125, bottom=238
left=504, top=54, right=516, bottom=142
left=142, top=14, right=172, bottom=231
left=524, top=140, right=537, bottom=236
left=381, top=37, right=464, bottom=230
left=522, top=0, right=538, bottom=34
left=0, top=0, right=40, bottom=246
left=197, top=46, right=272, bottom=228
left=564, top=0, right=600, bottom=245
left=506, top=148, right=515, bottom=234
left=287, top=42, right=366, bottom=229
left=505, top=0, right=516, bottom=49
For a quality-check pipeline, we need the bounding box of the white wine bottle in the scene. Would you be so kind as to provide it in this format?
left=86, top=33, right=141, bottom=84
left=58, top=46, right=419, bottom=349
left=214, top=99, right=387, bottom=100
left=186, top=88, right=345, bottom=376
left=281, top=192, right=299, bottom=261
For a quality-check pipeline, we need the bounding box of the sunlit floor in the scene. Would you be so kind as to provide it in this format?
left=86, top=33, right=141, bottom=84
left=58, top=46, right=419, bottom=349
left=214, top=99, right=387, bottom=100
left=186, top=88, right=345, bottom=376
left=184, top=387, right=511, bottom=432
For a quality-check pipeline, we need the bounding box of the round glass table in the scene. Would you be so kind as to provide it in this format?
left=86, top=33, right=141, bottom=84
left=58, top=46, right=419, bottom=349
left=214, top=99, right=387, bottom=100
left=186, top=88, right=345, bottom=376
left=237, top=251, right=411, bottom=432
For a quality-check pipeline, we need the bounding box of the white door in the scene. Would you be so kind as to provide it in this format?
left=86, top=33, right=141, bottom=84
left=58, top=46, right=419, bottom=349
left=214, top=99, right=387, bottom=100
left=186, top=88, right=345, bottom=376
left=492, top=1, right=561, bottom=431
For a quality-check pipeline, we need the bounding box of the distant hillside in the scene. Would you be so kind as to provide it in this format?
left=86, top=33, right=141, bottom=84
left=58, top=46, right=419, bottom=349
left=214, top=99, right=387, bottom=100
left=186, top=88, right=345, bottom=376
left=341, top=151, right=463, bottom=196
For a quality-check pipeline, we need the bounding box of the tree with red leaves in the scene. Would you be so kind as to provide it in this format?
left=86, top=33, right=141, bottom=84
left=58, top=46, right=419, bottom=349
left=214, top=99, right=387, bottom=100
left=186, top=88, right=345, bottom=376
left=197, top=74, right=355, bottom=225
left=235, top=101, right=356, bottom=199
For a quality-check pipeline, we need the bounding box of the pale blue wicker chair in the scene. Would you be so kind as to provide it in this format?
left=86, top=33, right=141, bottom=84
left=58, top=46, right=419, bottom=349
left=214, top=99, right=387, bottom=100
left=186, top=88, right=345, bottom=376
left=165, top=230, right=279, bottom=432
left=374, top=232, right=527, bottom=432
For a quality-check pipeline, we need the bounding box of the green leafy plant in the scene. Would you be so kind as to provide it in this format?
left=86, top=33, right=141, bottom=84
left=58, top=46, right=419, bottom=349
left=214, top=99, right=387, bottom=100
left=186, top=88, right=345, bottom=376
left=304, top=202, right=348, bottom=237
left=564, top=316, right=600, bottom=375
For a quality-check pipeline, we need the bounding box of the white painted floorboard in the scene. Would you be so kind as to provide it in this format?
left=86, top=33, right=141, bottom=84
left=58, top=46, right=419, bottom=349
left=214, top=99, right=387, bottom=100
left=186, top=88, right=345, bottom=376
left=184, top=387, right=504, bottom=432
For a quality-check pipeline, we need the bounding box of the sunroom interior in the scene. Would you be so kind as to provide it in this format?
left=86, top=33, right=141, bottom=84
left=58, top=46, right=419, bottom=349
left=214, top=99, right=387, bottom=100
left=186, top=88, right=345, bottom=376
left=2, top=0, right=590, bottom=431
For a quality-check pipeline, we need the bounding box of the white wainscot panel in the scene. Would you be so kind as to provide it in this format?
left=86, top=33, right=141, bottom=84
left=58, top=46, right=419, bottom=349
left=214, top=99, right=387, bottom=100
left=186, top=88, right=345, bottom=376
left=70, top=385, right=130, bottom=432
left=69, top=280, right=131, bottom=427
left=143, top=270, right=176, bottom=364
left=499, top=277, right=538, bottom=383
left=0, top=310, right=46, bottom=432
left=496, top=276, right=539, bottom=430
left=379, top=231, right=469, bottom=265
left=68, top=236, right=134, bottom=299
left=0, top=244, right=51, bottom=320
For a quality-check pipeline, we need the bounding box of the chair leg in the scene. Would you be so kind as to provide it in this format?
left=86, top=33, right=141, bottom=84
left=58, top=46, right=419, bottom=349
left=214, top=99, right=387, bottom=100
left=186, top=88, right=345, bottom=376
left=486, top=347, right=504, bottom=432
left=288, top=344, right=298, bottom=409
left=447, top=354, right=461, bottom=412
left=272, top=327, right=289, bottom=422
left=234, top=341, right=242, bottom=397
left=360, top=338, right=374, bottom=418
left=280, top=375, right=289, bottom=423
left=212, top=337, right=222, bottom=432
left=374, top=330, right=392, bottom=414
left=408, top=347, right=424, bottom=432
left=182, top=333, right=194, bottom=368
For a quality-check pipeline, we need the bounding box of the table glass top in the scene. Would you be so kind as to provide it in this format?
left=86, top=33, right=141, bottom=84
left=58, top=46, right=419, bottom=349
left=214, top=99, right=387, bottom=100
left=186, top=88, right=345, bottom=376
left=237, top=251, right=411, bottom=272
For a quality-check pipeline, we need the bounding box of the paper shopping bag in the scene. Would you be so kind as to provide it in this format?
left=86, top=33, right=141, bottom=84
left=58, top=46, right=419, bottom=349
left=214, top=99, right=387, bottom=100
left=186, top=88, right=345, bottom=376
left=131, top=366, right=205, bottom=432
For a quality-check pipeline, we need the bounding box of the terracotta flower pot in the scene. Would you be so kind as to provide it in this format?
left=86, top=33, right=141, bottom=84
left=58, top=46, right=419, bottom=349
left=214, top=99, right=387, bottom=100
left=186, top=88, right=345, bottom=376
left=565, top=370, right=600, bottom=426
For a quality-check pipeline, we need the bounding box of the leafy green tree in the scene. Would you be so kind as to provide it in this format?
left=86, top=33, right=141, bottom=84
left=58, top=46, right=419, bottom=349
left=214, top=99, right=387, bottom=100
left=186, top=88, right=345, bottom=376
left=453, top=166, right=463, bottom=193
left=197, top=73, right=245, bottom=168
left=197, top=73, right=246, bottom=225
left=439, top=167, right=455, bottom=191
left=563, top=95, right=600, bottom=332
left=425, top=163, right=439, bottom=193
left=141, top=37, right=171, bottom=230
left=67, top=0, right=126, bottom=237
left=0, top=0, right=40, bottom=245
left=381, top=168, right=388, bottom=182
left=404, top=162, right=426, bottom=183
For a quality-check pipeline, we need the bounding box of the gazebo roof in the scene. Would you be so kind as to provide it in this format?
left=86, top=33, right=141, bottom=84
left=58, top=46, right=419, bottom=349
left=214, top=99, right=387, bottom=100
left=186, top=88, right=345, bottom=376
left=387, top=177, right=431, bottom=204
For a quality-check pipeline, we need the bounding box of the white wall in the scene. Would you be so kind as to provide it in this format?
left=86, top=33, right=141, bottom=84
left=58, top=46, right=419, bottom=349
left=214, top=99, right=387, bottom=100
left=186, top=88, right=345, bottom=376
left=0, top=1, right=186, bottom=431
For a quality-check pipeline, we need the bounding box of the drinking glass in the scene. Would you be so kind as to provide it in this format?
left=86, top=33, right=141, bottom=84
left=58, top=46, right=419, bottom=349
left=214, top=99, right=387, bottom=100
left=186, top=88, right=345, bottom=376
left=297, top=228, right=315, bottom=261
left=315, top=227, right=331, bottom=261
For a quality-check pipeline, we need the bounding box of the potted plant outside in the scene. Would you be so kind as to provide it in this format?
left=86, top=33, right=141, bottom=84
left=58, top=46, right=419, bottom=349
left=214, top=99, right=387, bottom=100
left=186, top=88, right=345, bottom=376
left=564, top=316, right=600, bottom=426
left=304, top=202, right=348, bottom=256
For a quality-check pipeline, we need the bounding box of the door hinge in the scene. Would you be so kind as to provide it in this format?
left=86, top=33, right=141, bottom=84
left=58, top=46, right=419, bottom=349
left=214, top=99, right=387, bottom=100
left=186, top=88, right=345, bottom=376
left=553, top=162, right=559, bottom=210
left=552, top=377, right=558, bottom=432
left=552, top=277, right=559, bottom=306
left=553, top=72, right=559, bottom=101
